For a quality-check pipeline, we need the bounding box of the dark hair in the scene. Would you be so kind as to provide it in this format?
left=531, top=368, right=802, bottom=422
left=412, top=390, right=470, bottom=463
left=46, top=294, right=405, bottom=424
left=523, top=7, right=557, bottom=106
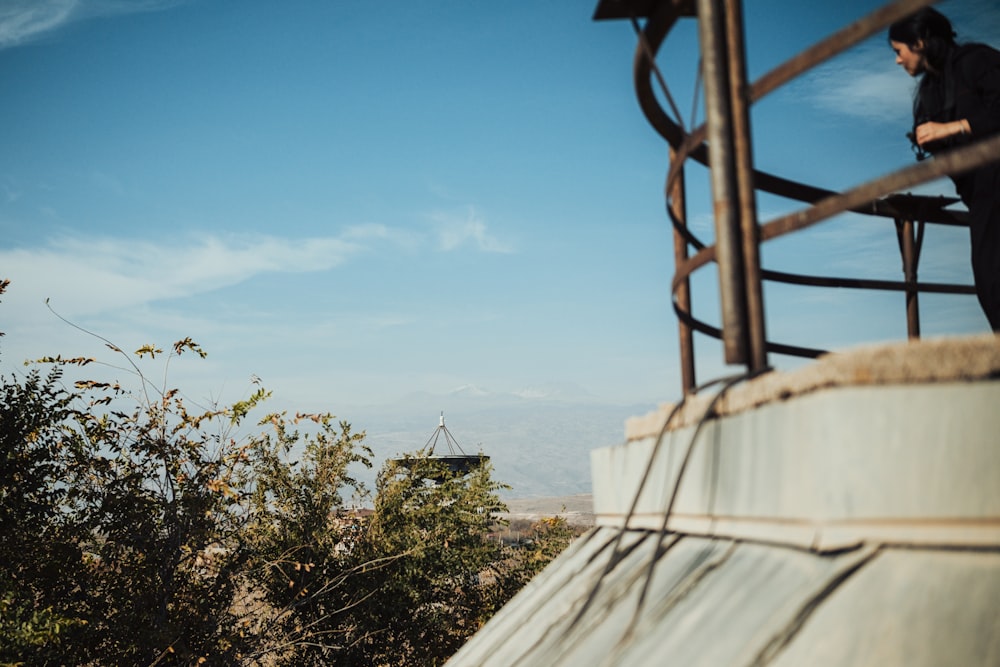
left=888, top=7, right=957, bottom=72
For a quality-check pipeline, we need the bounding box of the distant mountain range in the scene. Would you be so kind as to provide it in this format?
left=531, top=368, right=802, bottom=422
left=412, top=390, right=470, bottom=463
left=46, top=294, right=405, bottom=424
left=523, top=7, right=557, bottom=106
left=340, top=386, right=656, bottom=499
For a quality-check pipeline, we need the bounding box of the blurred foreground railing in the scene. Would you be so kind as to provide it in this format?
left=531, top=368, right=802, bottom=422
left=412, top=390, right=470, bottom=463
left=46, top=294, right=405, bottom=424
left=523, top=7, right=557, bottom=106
left=595, top=0, right=994, bottom=395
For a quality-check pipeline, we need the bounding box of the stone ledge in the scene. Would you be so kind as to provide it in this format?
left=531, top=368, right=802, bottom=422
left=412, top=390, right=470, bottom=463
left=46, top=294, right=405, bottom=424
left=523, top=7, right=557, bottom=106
left=627, top=333, right=1000, bottom=439
left=599, top=379, right=1000, bottom=551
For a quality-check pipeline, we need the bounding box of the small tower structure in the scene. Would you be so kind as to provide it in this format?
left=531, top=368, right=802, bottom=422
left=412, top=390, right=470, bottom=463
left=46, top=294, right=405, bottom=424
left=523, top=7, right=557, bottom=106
left=392, top=412, right=489, bottom=477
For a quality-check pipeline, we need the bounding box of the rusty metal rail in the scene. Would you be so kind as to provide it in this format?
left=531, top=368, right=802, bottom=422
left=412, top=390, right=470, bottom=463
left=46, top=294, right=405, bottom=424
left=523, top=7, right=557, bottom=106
left=595, top=0, right=989, bottom=395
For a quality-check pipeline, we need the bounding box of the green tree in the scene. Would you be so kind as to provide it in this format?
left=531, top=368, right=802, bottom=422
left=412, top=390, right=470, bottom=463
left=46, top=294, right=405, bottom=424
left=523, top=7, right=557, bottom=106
left=0, top=364, right=90, bottom=664
left=338, top=454, right=510, bottom=666
left=27, top=339, right=270, bottom=665
left=0, top=281, right=577, bottom=665
left=240, top=412, right=372, bottom=664
left=0, top=279, right=92, bottom=663
left=0, top=294, right=368, bottom=664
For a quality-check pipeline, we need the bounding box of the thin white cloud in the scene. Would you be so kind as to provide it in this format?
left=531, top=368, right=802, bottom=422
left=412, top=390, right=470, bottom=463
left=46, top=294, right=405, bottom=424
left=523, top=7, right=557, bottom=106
left=342, top=223, right=392, bottom=240
left=0, top=232, right=362, bottom=319
left=811, top=60, right=914, bottom=124
left=0, top=0, right=76, bottom=50
left=0, top=208, right=511, bottom=329
left=0, top=0, right=185, bottom=50
left=431, top=207, right=513, bottom=254
left=785, top=0, right=1000, bottom=125
left=341, top=222, right=421, bottom=250
left=787, top=40, right=915, bottom=125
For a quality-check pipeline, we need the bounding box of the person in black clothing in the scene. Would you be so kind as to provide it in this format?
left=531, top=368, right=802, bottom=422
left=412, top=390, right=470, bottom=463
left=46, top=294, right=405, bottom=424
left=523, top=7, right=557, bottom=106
left=889, top=8, right=1000, bottom=331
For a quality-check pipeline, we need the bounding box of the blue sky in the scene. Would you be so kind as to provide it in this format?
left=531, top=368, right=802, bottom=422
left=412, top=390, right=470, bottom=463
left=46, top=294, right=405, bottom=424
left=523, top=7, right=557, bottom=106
left=2, top=0, right=998, bottom=416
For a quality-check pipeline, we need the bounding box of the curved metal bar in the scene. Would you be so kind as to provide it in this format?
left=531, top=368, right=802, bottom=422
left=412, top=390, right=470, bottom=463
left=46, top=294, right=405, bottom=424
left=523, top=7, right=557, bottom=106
left=761, top=269, right=976, bottom=296
left=760, top=135, right=1000, bottom=242
left=610, top=0, right=989, bottom=382
left=672, top=294, right=827, bottom=358
left=634, top=0, right=963, bottom=226
left=750, top=0, right=933, bottom=102
left=633, top=2, right=689, bottom=149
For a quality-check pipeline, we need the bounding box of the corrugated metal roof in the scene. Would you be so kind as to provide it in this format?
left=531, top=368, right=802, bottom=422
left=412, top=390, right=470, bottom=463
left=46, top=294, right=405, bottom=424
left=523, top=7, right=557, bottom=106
left=449, top=340, right=1000, bottom=666
left=450, top=530, right=1000, bottom=666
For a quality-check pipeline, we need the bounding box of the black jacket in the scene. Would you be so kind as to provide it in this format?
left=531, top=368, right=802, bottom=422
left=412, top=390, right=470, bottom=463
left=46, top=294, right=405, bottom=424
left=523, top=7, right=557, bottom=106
left=915, top=42, right=1000, bottom=200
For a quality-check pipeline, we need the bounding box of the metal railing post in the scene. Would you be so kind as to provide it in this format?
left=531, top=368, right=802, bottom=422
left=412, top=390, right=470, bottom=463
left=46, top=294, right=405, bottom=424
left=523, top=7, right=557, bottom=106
left=723, top=0, right=768, bottom=372
left=696, top=0, right=749, bottom=365
left=669, top=147, right=697, bottom=394
left=896, top=217, right=921, bottom=338
left=594, top=0, right=978, bottom=389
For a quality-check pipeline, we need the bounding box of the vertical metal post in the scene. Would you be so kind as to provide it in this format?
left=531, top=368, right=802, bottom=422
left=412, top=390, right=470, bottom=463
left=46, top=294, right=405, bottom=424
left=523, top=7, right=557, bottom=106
left=669, top=147, right=696, bottom=394
left=723, top=0, right=768, bottom=372
left=696, top=0, right=749, bottom=365
left=897, top=217, right=921, bottom=338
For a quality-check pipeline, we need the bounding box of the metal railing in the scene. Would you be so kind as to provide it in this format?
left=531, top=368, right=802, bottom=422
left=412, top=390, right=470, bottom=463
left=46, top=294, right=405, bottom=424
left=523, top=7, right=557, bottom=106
left=595, top=0, right=994, bottom=395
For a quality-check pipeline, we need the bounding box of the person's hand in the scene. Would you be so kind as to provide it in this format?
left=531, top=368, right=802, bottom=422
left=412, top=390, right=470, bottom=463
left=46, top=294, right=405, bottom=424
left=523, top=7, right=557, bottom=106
left=915, top=120, right=968, bottom=146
